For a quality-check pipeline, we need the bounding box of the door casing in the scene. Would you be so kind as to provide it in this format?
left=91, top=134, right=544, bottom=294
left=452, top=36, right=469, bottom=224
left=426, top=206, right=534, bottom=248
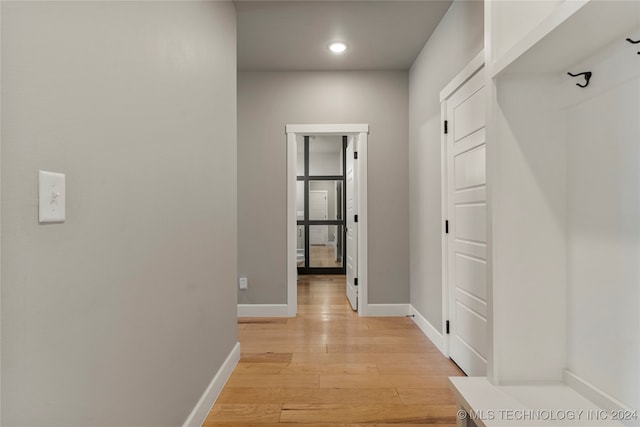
left=286, top=124, right=369, bottom=317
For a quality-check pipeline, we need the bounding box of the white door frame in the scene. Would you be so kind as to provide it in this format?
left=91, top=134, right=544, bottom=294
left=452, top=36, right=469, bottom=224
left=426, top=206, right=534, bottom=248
left=439, top=51, right=484, bottom=357
left=286, top=124, right=369, bottom=317
left=0, top=2, right=3, bottom=417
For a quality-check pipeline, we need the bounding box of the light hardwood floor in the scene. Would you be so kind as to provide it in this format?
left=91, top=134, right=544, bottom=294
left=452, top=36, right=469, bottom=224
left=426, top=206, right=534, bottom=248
left=297, top=246, right=343, bottom=268
left=204, top=275, right=464, bottom=426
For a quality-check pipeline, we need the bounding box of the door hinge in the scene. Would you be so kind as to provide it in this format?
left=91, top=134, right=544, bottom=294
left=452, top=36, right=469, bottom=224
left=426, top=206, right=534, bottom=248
left=354, top=214, right=358, bottom=223
left=354, top=151, right=358, bottom=159
left=354, top=278, right=358, bottom=286
left=446, top=320, right=450, bottom=334
left=444, top=120, right=448, bottom=134
left=445, top=220, right=449, bottom=234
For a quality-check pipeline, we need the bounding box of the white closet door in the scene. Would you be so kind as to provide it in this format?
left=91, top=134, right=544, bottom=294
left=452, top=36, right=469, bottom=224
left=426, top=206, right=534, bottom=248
left=345, top=137, right=358, bottom=311
left=446, top=67, right=487, bottom=376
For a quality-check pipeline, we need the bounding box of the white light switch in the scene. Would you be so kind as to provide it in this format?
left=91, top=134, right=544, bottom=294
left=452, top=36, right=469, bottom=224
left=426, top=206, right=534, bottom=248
left=239, top=277, right=248, bottom=290
left=39, top=170, right=66, bottom=223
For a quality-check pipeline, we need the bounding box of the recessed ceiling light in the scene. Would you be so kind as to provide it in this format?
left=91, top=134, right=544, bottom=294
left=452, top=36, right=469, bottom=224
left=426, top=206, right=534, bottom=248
left=328, top=42, right=348, bottom=54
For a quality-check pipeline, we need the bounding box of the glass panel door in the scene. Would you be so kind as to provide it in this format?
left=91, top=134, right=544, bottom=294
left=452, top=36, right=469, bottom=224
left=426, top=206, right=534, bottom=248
left=297, top=135, right=346, bottom=274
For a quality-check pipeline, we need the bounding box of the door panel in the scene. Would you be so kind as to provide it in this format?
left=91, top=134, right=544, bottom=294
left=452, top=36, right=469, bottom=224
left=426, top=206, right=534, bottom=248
left=455, top=145, right=486, bottom=190
left=446, top=67, right=487, bottom=376
left=455, top=204, right=486, bottom=242
left=455, top=288, right=487, bottom=319
left=455, top=254, right=487, bottom=300
left=453, top=85, right=485, bottom=141
left=346, top=136, right=358, bottom=311
left=453, top=302, right=488, bottom=376
left=455, top=302, right=488, bottom=355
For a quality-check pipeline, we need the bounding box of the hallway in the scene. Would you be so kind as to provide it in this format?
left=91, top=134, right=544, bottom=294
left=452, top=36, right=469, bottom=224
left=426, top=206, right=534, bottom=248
left=204, top=275, right=463, bottom=425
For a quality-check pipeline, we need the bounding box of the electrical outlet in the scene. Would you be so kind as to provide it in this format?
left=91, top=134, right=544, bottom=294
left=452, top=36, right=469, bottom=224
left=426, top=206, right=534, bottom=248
left=39, top=170, right=66, bottom=223
left=239, top=277, right=248, bottom=290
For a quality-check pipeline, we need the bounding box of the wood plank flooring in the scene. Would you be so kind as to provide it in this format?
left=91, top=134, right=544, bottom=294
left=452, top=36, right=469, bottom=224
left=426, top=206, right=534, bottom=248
left=297, top=245, right=343, bottom=268
left=204, top=275, right=464, bottom=426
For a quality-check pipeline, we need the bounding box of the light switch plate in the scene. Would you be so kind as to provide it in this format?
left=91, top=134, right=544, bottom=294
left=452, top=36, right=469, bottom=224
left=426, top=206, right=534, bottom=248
left=39, top=170, right=66, bottom=223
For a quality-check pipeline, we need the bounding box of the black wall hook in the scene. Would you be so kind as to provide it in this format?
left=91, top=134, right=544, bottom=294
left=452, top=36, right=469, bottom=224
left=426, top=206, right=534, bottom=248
left=567, top=71, right=592, bottom=88
left=626, top=38, right=640, bottom=54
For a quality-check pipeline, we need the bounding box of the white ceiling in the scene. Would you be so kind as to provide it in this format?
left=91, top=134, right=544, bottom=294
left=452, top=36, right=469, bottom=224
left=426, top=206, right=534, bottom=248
left=235, top=0, right=453, bottom=71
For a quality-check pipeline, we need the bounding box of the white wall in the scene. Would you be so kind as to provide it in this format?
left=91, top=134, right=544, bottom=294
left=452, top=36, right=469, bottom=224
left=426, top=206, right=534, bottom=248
left=238, top=71, right=409, bottom=305
left=488, top=0, right=564, bottom=64
left=491, top=75, right=568, bottom=383
left=408, top=0, right=484, bottom=332
left=1, top=2, right=237, bottom=426
left=487, top=0, right=640, bottom=394
left=565, top=41, right=640, bottom=409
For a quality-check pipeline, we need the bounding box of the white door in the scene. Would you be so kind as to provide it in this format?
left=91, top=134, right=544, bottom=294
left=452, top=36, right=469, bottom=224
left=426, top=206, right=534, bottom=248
left=445, top=66, right=487, bottom=376
left=309, top=190, right=328, bottom=245
left=345, top=136, right=358, bottom=311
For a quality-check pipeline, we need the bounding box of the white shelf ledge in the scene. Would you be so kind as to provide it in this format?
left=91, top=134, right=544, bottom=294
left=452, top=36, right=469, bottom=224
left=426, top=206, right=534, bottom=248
left=491, top=0, right=640, bottom=78
left=450, top=377, right=631, bottom=426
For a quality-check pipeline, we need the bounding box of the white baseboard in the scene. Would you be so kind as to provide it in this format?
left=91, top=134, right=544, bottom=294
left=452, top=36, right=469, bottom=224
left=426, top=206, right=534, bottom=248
left=365, top=303, right=410, bottom=317
left=564, top=370, right=637, bottom=419
left=182, top=342, right=240, bottom=427
left=409, top=305, right=447, bottom=356
left=237, top=304, right=290, bottom=317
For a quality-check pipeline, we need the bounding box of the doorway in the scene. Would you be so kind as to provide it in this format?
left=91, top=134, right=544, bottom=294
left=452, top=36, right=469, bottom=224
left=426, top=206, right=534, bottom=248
left=441, top=53, right=487, bottom=376
left=286, top=124, right=369, bottom=317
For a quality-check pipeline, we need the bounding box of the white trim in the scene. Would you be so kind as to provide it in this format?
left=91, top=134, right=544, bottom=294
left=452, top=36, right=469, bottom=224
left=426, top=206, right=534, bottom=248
left=409, top=305, right=446, bottom=356
left=563, top=370, right=637, bottom=418
left=237, top=304, right=290, bottom=318
left=489, top=1, right=588, bottom=78
left=355, top=132, right=368, bottom=317
left=365, top=304, right=410, bottom=317
left=285, top=123, right=368, bottom=135
left=485, top=65, right=498, bottom=385
left=286, top=132, right=298, bottom=317
left=0, top=0, right=3, bottom=420
left=439, top=100, right=450, bottom=359
left=181, top=342, right=240, bottom=427
left=450, top=377, right=637, bottom=427
left=286, top=124, right=369, bottom=318
left=440, top=50, right=485, bottom=102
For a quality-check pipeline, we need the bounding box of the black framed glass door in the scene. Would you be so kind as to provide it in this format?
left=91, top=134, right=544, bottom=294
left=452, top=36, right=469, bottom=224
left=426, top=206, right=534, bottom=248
left=297, top=135, right=346, bottom=274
